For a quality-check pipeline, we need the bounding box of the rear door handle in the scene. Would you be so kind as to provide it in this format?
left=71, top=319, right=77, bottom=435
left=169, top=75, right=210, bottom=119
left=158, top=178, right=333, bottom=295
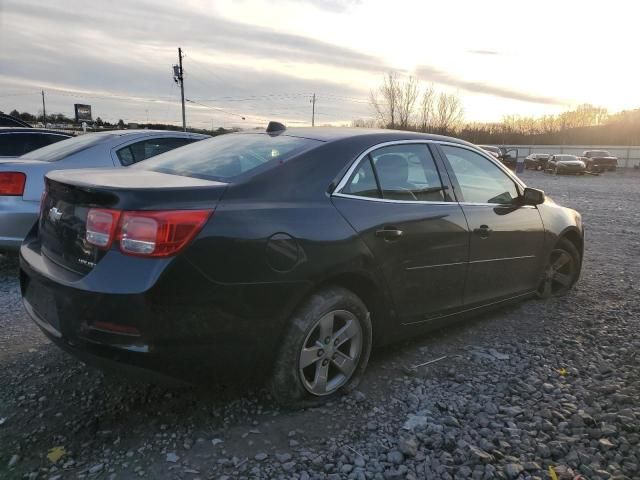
left=375, top=227, right=404, bottom=240
left=473, top=225, right=492, bottom=238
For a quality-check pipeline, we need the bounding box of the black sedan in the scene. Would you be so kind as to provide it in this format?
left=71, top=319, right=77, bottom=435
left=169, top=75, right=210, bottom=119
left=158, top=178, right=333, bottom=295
left=524, top=153, right=550, bottom=171
left=546, top=155, right=586, bottom=175
left=20, top=124, right=584, bottom=406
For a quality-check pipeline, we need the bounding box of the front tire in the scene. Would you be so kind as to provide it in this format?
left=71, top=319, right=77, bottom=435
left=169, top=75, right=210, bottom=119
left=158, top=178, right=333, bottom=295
left=269, top=286, right=372, bottom=408
left=538, top=238, right=580, bottom=298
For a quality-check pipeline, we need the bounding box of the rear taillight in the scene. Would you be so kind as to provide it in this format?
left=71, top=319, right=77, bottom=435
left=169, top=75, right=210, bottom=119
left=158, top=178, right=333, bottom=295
left=0, top=172, right=26, bottom=196
left=85, top=208, right=212, bottom=257
left=86, top=209, right=121, bottom=249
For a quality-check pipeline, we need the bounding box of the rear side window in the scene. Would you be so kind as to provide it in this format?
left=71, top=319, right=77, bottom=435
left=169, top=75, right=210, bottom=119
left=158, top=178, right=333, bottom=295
left=117, top=137, right=196, bottom=166
left=342, top=144, right=447, bottom=202
left=343, top=157, right=380, bottom=198
left=371, top=144, right=446, bottom=201
left=138, top=133, right=320, bottom=180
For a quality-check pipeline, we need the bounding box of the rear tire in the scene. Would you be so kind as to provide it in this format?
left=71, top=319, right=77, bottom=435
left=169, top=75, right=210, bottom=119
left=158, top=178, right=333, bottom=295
left=269, top=286, right=372, bottom=408
left=538, top=238, right=580, bottom=298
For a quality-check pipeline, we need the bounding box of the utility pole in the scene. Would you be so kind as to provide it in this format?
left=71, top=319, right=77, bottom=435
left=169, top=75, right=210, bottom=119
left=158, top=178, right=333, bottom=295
left=173, top=47, right=186, bottom=131
left=311, top=93, right=316, bottom=127
left=41, top=90, right=46, bottom=127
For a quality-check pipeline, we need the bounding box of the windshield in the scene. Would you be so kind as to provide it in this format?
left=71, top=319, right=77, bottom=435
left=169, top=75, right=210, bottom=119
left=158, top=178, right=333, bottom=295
left=20, top=133, right=114, bottom=162
left=138, top=133, right=321, bottom=180
left=557, top=155, right=578, bottom=161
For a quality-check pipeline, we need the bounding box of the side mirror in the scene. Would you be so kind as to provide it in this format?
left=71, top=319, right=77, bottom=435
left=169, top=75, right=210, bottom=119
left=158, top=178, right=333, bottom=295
left=522, top=187, right=545, bottom=206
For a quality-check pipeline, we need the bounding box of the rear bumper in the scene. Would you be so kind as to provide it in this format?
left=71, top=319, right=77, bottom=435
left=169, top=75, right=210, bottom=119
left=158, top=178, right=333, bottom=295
left=556, top=164, right=585, bottom=173
left=19, top=241, right=309, bottom=384
left=0, top=198, right=39, bottom=251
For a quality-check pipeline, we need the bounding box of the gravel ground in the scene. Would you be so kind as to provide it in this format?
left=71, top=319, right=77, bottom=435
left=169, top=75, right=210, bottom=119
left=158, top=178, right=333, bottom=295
left=1, top=169, right=639, bottom=480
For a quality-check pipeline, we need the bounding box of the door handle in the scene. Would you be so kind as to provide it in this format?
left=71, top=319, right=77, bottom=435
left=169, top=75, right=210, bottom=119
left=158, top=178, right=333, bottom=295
left=375, top=227, right=404, bottom=240
left=473, top=225, right=492, bottom=238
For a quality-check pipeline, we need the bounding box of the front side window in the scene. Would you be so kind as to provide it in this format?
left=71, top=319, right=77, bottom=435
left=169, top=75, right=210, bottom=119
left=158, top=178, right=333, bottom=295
left=441, top=145, right=519, bottom=204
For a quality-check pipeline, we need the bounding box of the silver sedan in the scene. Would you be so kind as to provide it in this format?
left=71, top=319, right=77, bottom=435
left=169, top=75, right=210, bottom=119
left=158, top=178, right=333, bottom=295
left=0, top=130, right=208, bottom=251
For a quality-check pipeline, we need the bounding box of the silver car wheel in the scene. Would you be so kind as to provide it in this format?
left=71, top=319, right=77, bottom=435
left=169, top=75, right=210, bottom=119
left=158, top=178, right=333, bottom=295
left=298, top=309, right=362, bottom=396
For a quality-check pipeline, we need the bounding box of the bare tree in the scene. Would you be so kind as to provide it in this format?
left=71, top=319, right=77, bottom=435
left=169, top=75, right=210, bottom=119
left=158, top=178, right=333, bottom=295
left=370, top=72, right=401, bottom=128
left=351, top=118, right=378, bottom=128
left=418, top=84, right=436, bottom=132
left=434, top=92, right=464, bottom=134
left=397, top=76, right=419, bottom=129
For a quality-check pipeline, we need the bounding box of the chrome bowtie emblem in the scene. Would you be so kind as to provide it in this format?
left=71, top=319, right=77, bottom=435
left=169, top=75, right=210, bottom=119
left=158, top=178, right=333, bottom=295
left=48, top=207, right=63, bottom=223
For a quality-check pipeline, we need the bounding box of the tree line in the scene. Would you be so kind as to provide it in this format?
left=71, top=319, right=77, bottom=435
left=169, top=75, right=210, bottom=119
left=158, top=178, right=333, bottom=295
left=355, top=73, right=640, bottom=146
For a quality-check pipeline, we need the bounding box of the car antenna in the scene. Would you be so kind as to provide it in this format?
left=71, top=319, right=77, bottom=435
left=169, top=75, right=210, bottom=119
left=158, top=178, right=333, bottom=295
left=266, top=121, right=286, bottom=135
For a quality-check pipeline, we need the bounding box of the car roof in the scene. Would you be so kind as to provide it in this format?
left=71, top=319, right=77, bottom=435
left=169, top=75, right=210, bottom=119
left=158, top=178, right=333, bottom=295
left=239, top=127, right=472, bottom=146
left=81, top=129, right=209, bottom=139
left=0, top=127, right=73, bottom=135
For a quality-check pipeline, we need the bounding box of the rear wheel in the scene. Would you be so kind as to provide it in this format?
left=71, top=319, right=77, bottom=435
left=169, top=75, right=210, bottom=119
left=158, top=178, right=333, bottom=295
left=538, top=238, right=580, bottom=298
left=269, top=286, right=372, bottom=408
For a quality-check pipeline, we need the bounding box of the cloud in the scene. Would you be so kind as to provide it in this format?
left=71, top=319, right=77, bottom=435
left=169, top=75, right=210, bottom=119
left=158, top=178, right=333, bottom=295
left=415, top=65, right=569, bottom=105
left=282, top=0, right=362, bottom=13
left=3, top=0, right=382, bottom=73
left=468, top=49, right=499, bottom=55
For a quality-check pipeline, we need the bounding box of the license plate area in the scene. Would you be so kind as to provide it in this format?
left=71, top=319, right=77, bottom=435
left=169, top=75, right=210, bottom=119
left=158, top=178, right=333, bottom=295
left=25, top=280, right=60, bottom=333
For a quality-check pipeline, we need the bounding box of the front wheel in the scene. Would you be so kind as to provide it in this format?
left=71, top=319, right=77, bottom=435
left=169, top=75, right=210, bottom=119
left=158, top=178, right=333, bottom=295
left=269, top=286, right=372, bottom=408
left=538, top=238, right=580, bottom=298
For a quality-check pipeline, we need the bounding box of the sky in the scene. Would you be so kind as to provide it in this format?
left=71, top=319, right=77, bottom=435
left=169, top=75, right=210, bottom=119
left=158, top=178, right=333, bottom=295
left=1, top=0, right=639, bottom=129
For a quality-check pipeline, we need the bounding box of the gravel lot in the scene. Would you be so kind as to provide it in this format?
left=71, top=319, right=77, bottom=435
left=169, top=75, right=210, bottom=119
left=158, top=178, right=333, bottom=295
left=1, top=170, right=639, bottom=480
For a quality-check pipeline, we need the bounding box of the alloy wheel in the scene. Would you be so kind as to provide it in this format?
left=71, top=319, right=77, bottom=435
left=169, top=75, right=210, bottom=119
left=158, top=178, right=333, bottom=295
left=298, top=309, right=362, bottom=396
left=538, top=248, right=576, bottom=298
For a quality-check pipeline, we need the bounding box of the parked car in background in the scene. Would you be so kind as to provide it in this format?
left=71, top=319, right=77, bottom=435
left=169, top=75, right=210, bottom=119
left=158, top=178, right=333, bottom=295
left=524, top=153, right=550, bottom=171
left=0, top=130, right=208, bottom=251
left=20, top=125, right=584, bottom=406
left=0, top=127, right=72, bottom=157
left=581, top=150, right=618, bottom=172
left=478, top=144, right=501, bottom=159
left=546, top=154, right=586, bottom=175
left=478, top=145, right=516, bottom=169
left=0, top=113, right=32, bottom=128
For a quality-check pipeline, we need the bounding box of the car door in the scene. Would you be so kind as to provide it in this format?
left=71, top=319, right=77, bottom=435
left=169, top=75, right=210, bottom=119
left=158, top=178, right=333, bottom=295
left=436, top=143, right=546, bottom=306
left=332, top=141, right=470, bottom=324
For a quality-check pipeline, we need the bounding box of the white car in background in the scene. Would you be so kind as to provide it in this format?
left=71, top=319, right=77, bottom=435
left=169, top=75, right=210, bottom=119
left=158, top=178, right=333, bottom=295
left=0, top=130, right=209, bottom=251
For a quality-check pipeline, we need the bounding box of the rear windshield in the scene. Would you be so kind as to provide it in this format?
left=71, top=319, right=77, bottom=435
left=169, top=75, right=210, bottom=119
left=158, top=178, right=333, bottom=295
left=557, top=155, right=578, bottom=161
left=589, top=150, right=611, bottom=157
left=20, top=133, right=114, bottom=162
left=137, top=133, right=321, bottom=180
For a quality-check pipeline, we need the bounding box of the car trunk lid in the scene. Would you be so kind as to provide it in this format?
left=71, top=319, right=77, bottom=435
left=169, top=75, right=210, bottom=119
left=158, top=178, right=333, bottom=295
left=40, top=169, right=227, bottom=275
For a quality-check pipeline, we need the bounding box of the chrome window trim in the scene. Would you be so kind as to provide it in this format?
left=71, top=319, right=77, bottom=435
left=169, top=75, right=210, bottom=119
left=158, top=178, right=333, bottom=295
left=332, top=138, right=529, bottom=206
left=332, top=191, right=452, bottom=206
